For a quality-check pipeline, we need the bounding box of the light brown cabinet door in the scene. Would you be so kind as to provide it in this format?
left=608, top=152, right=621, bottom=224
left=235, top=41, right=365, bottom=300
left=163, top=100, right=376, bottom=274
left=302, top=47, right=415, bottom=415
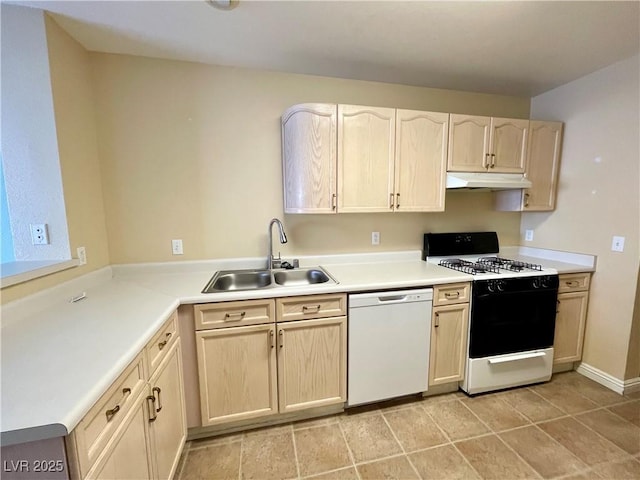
left=524, top=121, right=563, bottom=211
left=282, top=104, right=337, bottom=214
left=395, top=110, right=449, bottom=212
left=554, top=291, right=589, bottom=365
left=277, top=316, right=347, bottom=413
left=88, top=396, right=152, bottom=480
left=196, top=324, right=277, bottom=425
left=447, top=114, right=491, bottom=172
left=148, top=340, right=187, bottom=480
left=337, top=105, right=396, bottom=212
left=490, top=117, right=528, bottom=173
left=429, top=304, right=469, bottom=386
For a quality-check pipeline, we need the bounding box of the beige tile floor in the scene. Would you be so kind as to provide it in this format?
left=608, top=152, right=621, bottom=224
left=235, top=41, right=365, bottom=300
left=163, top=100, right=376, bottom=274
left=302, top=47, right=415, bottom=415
left=176, top=372, right=640, bottom=480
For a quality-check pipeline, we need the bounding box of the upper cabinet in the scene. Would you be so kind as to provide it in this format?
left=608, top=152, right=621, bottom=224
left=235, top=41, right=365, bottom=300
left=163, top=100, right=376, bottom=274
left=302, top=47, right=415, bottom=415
left=282, top=104, right=337, bottom=214
left=494, top=120, right=563, bottom=212
left=282, top=103, right=448, bottom=214
left=448, top=115, right=528, bottom=173
left=395, top=109, right=449, bottom=212
left=337, top=105, right=396, bottom=213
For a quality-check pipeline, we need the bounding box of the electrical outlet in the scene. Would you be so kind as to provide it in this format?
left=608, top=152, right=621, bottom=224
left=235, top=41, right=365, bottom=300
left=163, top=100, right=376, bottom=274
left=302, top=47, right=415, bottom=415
left=525, top=229, right=534, bottom=242
left=77, top=246, right=87, bottom=265
left=612, top=236, right=625, bottom=252
left=172, top=239, right=184, bottom=255
left=30, top=223, right=49, bottom=245
left=371, top=232, right=380, bottom=245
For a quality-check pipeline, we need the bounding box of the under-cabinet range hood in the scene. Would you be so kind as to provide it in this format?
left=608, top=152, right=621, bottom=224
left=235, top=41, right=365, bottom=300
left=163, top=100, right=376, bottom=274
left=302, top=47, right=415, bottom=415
left=446, top=172, right=532, bottom=190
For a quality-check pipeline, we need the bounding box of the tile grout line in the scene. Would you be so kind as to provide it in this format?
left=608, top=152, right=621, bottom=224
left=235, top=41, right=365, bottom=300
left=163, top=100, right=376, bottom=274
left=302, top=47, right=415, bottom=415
left=291, top=428, right=301, bottom=479
left=379, top=409, right=423, bottom=479
left=336, top=415, right=362, bottom=480
left=455, top=399, right=544, bottom=480
left=238, top=436, right=244, bottom=480
left=568, top=409, right=638, bottom=460
left=419, top=400, right=485, bottom=480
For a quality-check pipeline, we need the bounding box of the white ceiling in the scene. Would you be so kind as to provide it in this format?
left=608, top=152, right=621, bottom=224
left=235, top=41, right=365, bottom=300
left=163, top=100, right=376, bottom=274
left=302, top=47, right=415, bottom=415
left=6, top=0, right=640, bottom=96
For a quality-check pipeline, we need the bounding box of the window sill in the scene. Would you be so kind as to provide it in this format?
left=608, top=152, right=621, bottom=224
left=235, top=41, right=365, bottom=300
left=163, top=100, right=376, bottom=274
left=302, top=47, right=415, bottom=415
left=0, top=259, right=81, bottom=288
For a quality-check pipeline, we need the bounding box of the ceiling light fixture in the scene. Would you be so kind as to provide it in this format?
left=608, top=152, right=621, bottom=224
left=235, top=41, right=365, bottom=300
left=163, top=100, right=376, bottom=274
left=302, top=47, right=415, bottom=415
left=205, top=0, right=239, bottom=10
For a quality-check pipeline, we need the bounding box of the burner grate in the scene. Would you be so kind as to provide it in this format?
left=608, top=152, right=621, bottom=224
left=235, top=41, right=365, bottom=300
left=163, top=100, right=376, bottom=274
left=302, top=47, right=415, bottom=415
left=439, top=259, right=500, bottom=275
left=477, top=256, right=543, bottom=272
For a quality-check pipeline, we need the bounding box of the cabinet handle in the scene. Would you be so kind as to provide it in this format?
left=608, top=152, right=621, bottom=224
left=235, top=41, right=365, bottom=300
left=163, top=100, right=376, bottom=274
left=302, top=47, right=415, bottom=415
left=556, top=299, right=561, bottom=314
left=225, top=311, right=246, bottom=321
left=389, top=193, right=394, bottom=209
left=278, top=330, right=284, bottom=348
left=483, top=153, right=489, bottom=169
left=269, top=330, right=275, bottom=349
left=105, top=387, right=131, bottom=422
left=490, top=153, right=496, bottom=168
left=396, top=193, right=400, bottom=209
left=444, top=292, right=460, bottom=299
left=524, top=193, right=530, bottom=208
left=331, top=193, right=337, bottom=211
left=153, top=386, right=162, bottom=412
left=302, top=304, right=321, bottom=313
left=565, top=281, right=579, bottom=287
left=158, top=332, right=172, bottom=350
left=147, top=395, right=157, bottom=422
left=434, top=312, right=439, bottom=328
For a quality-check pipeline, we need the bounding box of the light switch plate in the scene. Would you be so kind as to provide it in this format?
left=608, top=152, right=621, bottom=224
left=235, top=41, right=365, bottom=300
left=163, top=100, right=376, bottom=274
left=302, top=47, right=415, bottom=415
left=371, top=232, right=380, bottom=245
left=611, top=236, right=625, bottom=252
left=525, top=230, right=534, bottom=242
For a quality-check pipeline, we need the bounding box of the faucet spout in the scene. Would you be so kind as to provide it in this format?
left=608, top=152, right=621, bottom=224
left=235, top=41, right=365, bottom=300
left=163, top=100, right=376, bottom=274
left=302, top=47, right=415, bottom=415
left=267, top=218, right=288, bottom=270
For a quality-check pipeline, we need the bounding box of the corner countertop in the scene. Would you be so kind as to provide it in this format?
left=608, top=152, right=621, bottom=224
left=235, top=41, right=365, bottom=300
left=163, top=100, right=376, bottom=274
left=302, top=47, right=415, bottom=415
left=0, top=247, right=596, bottom=446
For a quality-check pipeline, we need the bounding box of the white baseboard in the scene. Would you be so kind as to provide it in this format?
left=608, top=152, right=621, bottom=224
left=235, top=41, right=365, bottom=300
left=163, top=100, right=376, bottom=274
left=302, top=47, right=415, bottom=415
left=576, top=362, right=625, bottom=394
left=624, top=377, right=640, bottom=394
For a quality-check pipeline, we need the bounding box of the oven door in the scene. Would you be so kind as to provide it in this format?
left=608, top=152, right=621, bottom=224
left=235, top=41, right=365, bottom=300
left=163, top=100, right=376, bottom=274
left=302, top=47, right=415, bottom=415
left=469, top=279, right=558, bottom=358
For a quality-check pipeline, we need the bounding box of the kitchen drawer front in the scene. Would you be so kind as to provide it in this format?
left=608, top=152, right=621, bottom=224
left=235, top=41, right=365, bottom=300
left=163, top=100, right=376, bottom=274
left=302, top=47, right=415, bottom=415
left=276, top=294, right=347, bottom=322
left=194, top=299, right=275, bottom=330
left=558, top=273, right=590, bottom=293
left=72, top=352, right=147, bottom=476
left=433, top=283, right=470, bottom=306
left=145, top=311, right=179, bottom=376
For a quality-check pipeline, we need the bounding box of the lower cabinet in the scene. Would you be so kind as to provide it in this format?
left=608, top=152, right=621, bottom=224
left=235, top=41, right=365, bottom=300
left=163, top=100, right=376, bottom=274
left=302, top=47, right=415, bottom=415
left=195, top=295, right=347, bottom=427
left=87, top=392, right=152, bottom=480
left=147, top=340, right=187, bottom=480
left=429, top=283, right=470, bottom=387
left=277, top=317, right=347, bottom=413
left=196, top=323, right=278, bottom=426
left=429, top=303, right=469, bottom=385
left=553, top=290, right=589, bottom=364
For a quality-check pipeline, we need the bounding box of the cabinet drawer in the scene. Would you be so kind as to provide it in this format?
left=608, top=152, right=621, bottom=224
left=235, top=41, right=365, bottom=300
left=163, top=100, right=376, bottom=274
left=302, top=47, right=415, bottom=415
left=71, top=353, right=146, bottom=476
left=194, top=299, right=275, bottom=330
left=558, top=273, right=590, bottom=293
left=433, top=283, right=470, bottom=306
left=276, top=294, right=347, bottom=322
left=145, top=311, right=178, bottom=376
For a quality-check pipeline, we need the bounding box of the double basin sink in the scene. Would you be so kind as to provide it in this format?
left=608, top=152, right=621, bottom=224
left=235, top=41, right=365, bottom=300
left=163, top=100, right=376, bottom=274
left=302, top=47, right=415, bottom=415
left=202, top=266, right=337, bottom=293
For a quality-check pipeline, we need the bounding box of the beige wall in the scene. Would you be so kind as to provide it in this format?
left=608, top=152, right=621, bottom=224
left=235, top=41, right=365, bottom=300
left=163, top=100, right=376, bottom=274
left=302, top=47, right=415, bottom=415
left=91, top=54, right=527, bottom=264
left=625, top=267, right=640, bottom=380
left=526, top=55, right=640, bottom=381
left=1, top=15, right=110, bottom=304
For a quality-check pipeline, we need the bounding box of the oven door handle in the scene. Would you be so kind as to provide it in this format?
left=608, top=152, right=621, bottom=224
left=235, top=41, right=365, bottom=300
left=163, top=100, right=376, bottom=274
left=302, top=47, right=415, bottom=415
left=488, top=351, right=547, bottom=364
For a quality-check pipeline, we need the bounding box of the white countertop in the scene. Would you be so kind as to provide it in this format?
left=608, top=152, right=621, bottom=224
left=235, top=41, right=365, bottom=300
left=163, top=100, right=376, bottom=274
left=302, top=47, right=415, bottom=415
left=0, top=247, right=595, bottom=446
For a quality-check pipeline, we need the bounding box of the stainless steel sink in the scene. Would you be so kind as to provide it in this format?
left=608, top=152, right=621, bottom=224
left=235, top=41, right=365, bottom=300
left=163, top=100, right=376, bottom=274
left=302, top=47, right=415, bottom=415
left=202, top=266, right=336, bottom=293
left=274, top=268, right=335, bottom=286
left=202, top=269, right=273, bottom=293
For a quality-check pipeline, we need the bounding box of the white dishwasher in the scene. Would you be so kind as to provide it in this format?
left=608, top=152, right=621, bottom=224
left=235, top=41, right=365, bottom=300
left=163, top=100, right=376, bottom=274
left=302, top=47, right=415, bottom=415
left=348, top=288, right=433, bottom=406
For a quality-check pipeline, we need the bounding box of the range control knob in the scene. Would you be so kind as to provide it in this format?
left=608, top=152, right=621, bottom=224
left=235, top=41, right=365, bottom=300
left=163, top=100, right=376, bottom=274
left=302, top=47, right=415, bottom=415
left=487, top=281, right=496, bottom=293
left=496, top=280, right=506, bottom=292
left=532, top=277, right=542, bottom=289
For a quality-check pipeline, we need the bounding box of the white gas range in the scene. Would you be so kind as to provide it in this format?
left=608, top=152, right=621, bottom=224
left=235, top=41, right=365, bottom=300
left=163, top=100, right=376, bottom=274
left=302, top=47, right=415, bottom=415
left=423, top=232, right=560, bottom=395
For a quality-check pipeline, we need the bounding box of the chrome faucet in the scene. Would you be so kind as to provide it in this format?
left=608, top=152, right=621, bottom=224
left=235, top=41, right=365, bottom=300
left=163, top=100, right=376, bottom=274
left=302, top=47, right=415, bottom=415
left=267, top=218, right=288, bottom=270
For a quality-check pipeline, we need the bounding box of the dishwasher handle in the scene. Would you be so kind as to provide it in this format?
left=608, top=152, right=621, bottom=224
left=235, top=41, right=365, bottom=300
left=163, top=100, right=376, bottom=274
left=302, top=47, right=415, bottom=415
left=349, top=289, right=433, bottom=308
